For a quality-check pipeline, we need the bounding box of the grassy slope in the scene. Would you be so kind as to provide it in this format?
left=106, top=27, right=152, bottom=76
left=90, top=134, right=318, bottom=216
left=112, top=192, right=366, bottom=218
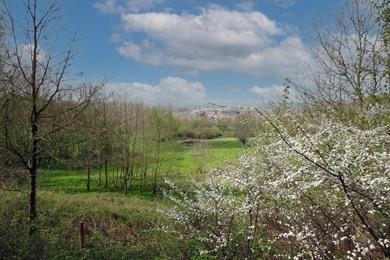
left=0, top=190, right=183, bottom=259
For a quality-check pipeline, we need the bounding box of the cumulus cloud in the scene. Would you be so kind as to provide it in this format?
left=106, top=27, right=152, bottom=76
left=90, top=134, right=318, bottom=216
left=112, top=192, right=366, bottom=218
left=105, top=77, right=206, bottom=105
left=116, top=6, right=311, bottom=77
left=94, top=0, right=164, bottom=14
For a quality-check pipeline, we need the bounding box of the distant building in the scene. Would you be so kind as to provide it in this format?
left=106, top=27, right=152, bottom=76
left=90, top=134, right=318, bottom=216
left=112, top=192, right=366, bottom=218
left=174, top=104, right=250, bottom=120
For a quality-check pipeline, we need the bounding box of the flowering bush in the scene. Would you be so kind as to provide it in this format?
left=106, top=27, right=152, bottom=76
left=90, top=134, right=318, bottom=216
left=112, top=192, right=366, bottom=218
left=264, top=115, right=389, bottom=258
left=163, top=114, right=389, bottom=259
left=163, top=156, right=276, bottom=259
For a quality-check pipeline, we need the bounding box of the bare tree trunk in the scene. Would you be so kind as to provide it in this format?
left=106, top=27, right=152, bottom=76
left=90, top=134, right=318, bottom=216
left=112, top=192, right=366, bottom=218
left=143, top=164, right=147, bottom=192
left=115, top=166, right=119, bottom=188
left=129, top=162, right=133, bottom=188
left=152, top=171, right=157, bottom=195
left=29, top=167, right=37, bottom=234
left=104, top=158, right=108, bottom=189
left=97, top=154, right=101, bottom=188
left=139, top=165, right=143, bottom=193
left=152, top=161, right=162, bottom=195
left=120, top=165, right=125, bottom=188
left=29, top=15, right=39, bottom=232
left=124, top=166, right=129, bottom=195
left=28, top=112, right=38, bottom=235
left=152, top=130, right=161, bottom=195
left=112, top=165, right=116, bottom=188
left=87, top=162, right=91, bottom=192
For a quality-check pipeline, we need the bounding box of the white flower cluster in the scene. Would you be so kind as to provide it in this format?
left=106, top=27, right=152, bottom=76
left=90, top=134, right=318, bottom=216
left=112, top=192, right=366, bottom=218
left=163, top=115, right=390, bottom=258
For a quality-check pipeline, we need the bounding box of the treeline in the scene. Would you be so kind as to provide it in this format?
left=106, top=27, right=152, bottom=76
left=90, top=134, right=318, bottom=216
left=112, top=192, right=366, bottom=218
left=176, top=113, right=258, bottom=143
left=67, top=97, right=180, bottom=195
left=0, top=79, right=255, bottom=197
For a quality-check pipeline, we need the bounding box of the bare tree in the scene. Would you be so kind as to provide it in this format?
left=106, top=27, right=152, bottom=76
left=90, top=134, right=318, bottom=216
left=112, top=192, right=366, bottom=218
left=302, top=0, right=388, bottom=117
left=0, top=0, right=98, bottom=231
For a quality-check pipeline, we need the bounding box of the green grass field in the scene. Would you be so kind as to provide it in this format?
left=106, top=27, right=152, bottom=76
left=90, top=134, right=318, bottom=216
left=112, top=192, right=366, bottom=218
left=38, top=137, right=243, bottom=194
left=173, top=137, right=243, bottom=173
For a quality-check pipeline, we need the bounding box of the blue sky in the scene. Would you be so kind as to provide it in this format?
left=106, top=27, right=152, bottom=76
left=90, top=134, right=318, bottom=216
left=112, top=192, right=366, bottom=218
left=11, top=0, right=343, bottom=106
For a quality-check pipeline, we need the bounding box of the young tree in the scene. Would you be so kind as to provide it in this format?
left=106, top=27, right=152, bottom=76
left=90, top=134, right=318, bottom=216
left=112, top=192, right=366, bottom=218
left=149, top=107, right=177, bottom=194
left=0, top=0, right=97, bottom=230
left=76, top=102, right=101, bottom=192
left=234, top=111, right=257, bottom=147
left=303, top=0, right=388, bottom=119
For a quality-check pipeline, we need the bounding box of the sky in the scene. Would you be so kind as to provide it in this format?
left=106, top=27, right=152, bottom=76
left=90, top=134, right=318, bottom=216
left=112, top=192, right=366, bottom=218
left=10, top=0, right=343, bottom=107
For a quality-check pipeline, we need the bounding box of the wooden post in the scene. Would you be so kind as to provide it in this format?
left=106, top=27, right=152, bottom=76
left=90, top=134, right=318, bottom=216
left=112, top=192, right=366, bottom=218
left=79, top=222, right=85, bottom=249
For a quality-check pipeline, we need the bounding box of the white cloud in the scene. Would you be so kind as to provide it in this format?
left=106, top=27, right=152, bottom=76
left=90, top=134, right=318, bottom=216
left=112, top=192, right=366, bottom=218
left=116, top=6, right=311, bottom=77
left=94, top=0, right=164, bottom=14
left=11, top=44, right=50, bottom=75
left=249, top=84, right=285, bottom=102
left=20, top=44, right=48, bottom=65
left=105, top=77, right=206, bottom=105
left=270, top=0, right=296, bottom=8
left=250, top=84, right=283, bottom=95
left=249, top=83, right=298, bottom=104
left=235, top=0, right=257, bottom=11
left=94, top=0, right=119, bottom=14
left=125, top=0, right=164, bottom=12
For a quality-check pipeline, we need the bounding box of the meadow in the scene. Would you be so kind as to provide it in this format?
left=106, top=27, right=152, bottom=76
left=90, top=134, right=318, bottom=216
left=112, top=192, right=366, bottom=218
left=0, top=137, right=244, bottom=259
left=38, top=138, right=243, bottom=193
